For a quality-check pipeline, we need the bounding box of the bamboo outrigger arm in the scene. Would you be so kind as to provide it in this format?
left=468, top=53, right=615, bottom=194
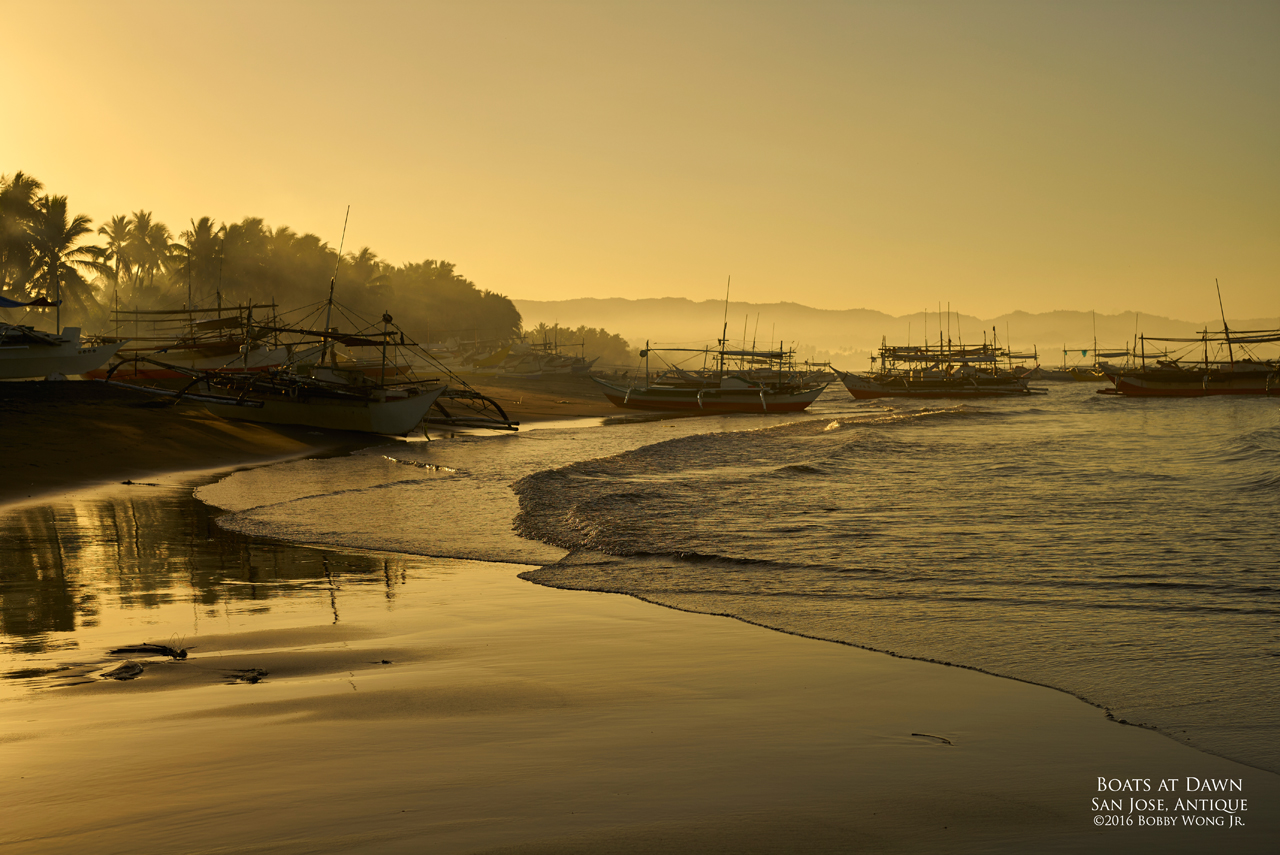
left=426, top=387, right=519, bottom=431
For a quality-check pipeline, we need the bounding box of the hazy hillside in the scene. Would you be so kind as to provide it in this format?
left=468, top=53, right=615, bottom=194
left=515, top=297, right=1280, bottom=368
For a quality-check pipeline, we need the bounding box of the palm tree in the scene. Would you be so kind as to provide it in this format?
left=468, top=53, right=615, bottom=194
left=96, top=214, right=134, bottom=300
left=175, top=216, right=225, bottom=306
left=25, top=195, right=109, bottom=328
left=221, top=217, right=270, bottom=305
left=0, top=171, right=43, bottom=297
left=122, top=210, right=180, bottom=304
left=346, top=246, right=391, bottom=304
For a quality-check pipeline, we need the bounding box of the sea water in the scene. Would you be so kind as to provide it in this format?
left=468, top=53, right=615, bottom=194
left=512, top=386, right=1280, bottom=774
left=2, top=384, right=1277, bottom=775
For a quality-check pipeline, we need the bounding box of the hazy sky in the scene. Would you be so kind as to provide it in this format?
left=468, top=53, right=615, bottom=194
left=3, top=1, right=1276, bottom=321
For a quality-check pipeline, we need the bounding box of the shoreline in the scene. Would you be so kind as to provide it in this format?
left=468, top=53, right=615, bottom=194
left=3, top=384, right=1279, bottom=851
left=523, top=565, right=1278, bottom=777
left=2, top=474, right=1276, bottom=853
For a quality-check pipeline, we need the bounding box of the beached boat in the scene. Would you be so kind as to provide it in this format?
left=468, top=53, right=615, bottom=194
left=836, top=340, right=1043, bottom=399
left=0, top=322, right=125, bottom=380
left=104, top=304, right=518, bottom=434
left=196, top=370, right=447, bottom=434
left=1, top=293, right=125, bottom=379
left=85, top=303, right=291, bottom=381
left=1035, top=344, right=1128, bottom=382
left=105, top=336, right=451, bottom=435
left=1101, top=359, right=1280, bottom=397
left=1034, top=312, right=1123, bottom=382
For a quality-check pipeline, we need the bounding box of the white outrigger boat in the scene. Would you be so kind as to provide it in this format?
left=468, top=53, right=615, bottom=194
left=103, top=304, right=517, bottom=436
left=0, top=323, right=125, bottom=380
left=182, top=367, right=446, bottom=435
left=85, top=302, right=290, bottom=381
left=1, top=295, right=124, bottom=380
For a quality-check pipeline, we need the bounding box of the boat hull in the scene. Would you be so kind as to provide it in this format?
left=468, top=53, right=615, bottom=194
left=594, top=377, right=826, bottom=413
left=836, top=370, right=1037, bottom=399
left=0, top=327, right=124, bottom=380
left=86, top=344, right=291, bottom=380
left=200, top=385, right=446, bottom=434
left=1102, top=367, right=1280, bottom=397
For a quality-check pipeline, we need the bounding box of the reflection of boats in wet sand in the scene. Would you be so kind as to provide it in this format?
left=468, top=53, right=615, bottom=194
left=836, top=339, right=1043, bottom=399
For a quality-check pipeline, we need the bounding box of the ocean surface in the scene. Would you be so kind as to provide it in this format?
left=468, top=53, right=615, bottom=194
left=2, top=383, right=1277, bottom=774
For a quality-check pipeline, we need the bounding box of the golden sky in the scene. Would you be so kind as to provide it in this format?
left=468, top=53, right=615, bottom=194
left=3, top=1, right=1275, bottom=321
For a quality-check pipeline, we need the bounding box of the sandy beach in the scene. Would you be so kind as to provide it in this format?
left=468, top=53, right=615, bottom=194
left=2, top=379, right=1278, bottom=853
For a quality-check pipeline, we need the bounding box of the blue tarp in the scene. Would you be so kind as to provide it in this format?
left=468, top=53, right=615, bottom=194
left=0, top=295, right=60, bottom=309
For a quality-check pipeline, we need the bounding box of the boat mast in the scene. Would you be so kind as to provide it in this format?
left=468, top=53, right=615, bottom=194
left=720, top=275, right=730, bottom=378
left=325, top=206, right=351, bottom=368
left=380, top=311, right=390, bottom=387
left=1092, top=310, right=1097, bottom=368
left=938, top=303, right=943, bottom=365
left=1215, top=278, right=1235, bottom=368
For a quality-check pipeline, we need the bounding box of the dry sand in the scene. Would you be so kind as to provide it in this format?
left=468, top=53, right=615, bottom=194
left=2, top=378, right=1277, bottom=853
left=458, top=372, right=626, bottom=424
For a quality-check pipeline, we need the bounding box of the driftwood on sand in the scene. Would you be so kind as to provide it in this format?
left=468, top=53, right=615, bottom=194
left=108, top=643, right=190, bottom=660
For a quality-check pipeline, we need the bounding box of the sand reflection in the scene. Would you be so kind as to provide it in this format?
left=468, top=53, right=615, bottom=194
left=0, top=484, right=410, bottom=667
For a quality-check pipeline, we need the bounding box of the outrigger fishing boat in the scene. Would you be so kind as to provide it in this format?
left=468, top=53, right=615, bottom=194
left=101, top=274, right=518, bottom=435
left=103, top=309, right=516, bottom=435
left=85, top=301, right=290, bottom=381
left=594, top=277, right=828, bottom=414
left=594, top=340, right=828, bottom=413
left=1098, top=331, right=1280, bottom=397
left=0, top=295, right=124, bottom=380
left=836, top=338, right=1043, bottom=399
left=1098, top=283, right=1279, bottom=397
left=0, top=322, right=124, bottom=380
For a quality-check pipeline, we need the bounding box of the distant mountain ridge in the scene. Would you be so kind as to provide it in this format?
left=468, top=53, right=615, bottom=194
left=514, top=297, right=1280, bottom=364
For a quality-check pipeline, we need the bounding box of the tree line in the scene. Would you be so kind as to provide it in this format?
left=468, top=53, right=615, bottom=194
left=525, top=322, right=634, bottom=367
left=0, top=171, right=523, bottom=344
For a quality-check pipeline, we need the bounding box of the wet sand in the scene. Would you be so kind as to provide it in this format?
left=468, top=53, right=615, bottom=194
left=3, top=380, right=1278, bottom=853
left=3, top=547, right=1276, bottom=854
